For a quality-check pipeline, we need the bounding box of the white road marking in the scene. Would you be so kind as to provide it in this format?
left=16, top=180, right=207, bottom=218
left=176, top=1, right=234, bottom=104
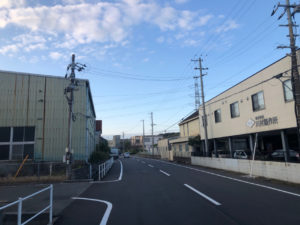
left=148, top=164, right=154, bottom=168
left=91, top=160, right=123, bottom=184
left=136, top=157, right=300, bottom=198
left=184, top=184, right=221, bottom=206
left=72, top=197, right=112, bottom=225
left=141, top=161, right=145, bottom=164
left=159, top=170, right=170, bottom=176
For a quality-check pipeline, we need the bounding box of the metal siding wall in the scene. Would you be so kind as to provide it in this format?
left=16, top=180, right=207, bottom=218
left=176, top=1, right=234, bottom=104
left=0, top=72, right=90, bottom=162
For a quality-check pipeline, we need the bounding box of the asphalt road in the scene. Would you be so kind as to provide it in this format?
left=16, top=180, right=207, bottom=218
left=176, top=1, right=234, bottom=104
left=55, top=156, right=300, bottom=225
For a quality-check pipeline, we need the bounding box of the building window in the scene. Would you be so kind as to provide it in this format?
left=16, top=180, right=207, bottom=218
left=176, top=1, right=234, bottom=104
left=251, top=91, right=265, bottom=111
left=214, top=109, right=221, bottom=123
left=179, top=144, right=182, bottom=152
left=283, top=79, right=293, bottom=102
left=230, top=101, right=240, bottom=118
left=0, top=127, right=35, bottom=161
left=185, top=144, right=189, bottom=152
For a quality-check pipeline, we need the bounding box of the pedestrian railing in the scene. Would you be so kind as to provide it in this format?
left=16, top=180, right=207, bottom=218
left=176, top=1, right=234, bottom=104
left=98, top=157, right=114, bottom=180
left=0, top=185, right=53, bottom=225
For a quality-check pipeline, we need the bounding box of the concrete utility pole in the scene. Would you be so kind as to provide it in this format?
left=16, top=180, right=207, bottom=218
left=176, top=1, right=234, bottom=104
left=192, top=57, right=208, bottom=156
left=122, top=132, right=125, bottom=152
left=272, top=0, right=300, bottom=150
left=64, top=54, right=86, bottom=179
left=194, top=75, right=200, bottom=111
left=150, top=112, right=155, bottom=156
left=141, top=119, right=145, bottom=151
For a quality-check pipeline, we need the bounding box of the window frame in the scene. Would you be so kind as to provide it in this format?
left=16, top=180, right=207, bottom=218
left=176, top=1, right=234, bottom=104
left=0, top=127, right=35, bottom=161
left=230, top=101, right=240, bottom=118
left=214, top=109, right=222, bottom=123
left=251, top=91, right=265, bottom=112
left=283, top=79, right=293, bottom=102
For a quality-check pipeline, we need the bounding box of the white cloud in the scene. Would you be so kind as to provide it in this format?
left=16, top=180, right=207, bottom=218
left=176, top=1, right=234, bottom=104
left=49, top=51, right=63, bottom=60
left=0, top=0, right=25, bottom=9
left=0, top=1, right=214, bottom=47
left=0, top=44, right=19, bottom=54
left=216, top=20, right=239, bottom=33
left=143, top=58, right=149, bottom=62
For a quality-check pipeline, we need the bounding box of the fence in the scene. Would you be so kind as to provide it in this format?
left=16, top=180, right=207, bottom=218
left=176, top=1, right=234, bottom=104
left=0, top=185, right=53, bottom=225
left=0, top=162, right=66, bottom=178
left=98, top=157, right=114, bottom=180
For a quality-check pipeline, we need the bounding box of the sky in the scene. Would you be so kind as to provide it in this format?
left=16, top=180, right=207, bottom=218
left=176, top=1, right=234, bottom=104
left=0, top=0, right=298, bottom=139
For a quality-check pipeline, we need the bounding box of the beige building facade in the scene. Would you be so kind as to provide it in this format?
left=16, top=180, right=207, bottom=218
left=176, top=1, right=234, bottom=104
left=170, top=111, right=199, bottom=159
left=199, top=52, right=300, bottom=159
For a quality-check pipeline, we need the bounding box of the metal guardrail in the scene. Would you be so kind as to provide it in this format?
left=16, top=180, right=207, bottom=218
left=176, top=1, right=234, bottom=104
left=98, top=157, right=114, bottom=180
left=0, top=185, right=53, bottom=225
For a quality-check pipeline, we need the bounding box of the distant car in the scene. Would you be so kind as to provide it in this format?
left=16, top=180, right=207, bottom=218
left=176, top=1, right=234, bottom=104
left=124, top=152, right=130, bottom=158
left=233, top=150, right=249, bottom=159
left=110, top=148, right=119, bottom=159
left=271, top=149, right=300, bottom=161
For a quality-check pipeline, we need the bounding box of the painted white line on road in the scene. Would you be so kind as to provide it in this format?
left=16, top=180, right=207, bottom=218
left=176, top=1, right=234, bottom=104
left=91, top=160, right=123, bottom=184
left=159, top=170, right=170, bottom=176
left=148, top=164, right=154, bottom=168
left=184, top=184, right=221, bottom=206
left=137, top=157, right=300, bottom=198
left=72, top=197, right=112, bottom=225
left=141, top=161, right=145, bottom=164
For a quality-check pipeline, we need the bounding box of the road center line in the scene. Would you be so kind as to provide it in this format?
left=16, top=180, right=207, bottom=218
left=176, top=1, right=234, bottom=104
left=184, top=184, right=221, bottom=206
left=148, top=164, right=154, bottom=168
left=159, top=170, right=170, bottom=176
left=72, top=197, right=113, bottom=225
left=139, top=157, right=300, bottom=198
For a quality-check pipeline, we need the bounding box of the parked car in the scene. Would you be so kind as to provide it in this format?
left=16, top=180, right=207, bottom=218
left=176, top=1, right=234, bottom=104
left=233, top=150, right=249, bottom=159
left=212, top=150, right=231, bottom=158
left=271, top=149, right=300, bottom=161
left=124, top=152, right=130, bottom=158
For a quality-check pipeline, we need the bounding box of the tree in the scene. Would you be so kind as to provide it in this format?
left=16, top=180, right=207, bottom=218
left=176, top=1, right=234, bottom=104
left=89, top=141, right=110, bottom=164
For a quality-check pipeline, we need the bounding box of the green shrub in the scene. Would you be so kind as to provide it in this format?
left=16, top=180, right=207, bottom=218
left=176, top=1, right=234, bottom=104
left=89, top=151, right=110, bottom=164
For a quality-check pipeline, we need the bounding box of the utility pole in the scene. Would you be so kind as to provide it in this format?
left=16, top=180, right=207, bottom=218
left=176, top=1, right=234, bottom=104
left=192, top=57, right=208, bottom=156
left=272, top=0, right=300, bottom=150
left=141, top=119, right=145, bottom=151
left=122, top=132, right=125, bottom=152
left=194, top=75, right=200, bottom=111
left=150, top=112, right=155, bottom=156
left=64, top=54, right=86, bottom=179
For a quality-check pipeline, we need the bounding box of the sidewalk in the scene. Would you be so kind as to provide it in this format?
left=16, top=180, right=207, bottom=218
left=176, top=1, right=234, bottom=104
left=0, top=182, right=91, bottom=216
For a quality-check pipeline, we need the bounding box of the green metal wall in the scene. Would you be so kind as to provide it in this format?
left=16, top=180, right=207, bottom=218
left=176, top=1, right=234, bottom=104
left=0, top=71, right=96, bottom=162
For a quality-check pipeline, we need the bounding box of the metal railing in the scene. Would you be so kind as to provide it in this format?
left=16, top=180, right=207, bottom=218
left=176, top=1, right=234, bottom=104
left=98, top=157, right=114, bottom=180
left=0, top=185, right=53, bottom=225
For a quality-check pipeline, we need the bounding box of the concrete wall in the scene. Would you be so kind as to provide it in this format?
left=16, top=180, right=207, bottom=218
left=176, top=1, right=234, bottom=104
left=191, top=156, right=300, bottom=184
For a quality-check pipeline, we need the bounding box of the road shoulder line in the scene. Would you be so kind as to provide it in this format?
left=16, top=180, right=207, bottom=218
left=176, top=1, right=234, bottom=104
left=72, top=197, right=113, bottom=225
left=91, top=160, right=123, bottom=184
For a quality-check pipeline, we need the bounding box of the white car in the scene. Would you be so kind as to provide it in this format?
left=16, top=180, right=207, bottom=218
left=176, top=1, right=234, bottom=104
left=233, top=150, right=249, bottom=159
left=124, top=152, right=130, bottom=158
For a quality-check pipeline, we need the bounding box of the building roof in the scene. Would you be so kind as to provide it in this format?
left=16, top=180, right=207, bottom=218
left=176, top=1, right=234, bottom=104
left=179, top=110, right=199, bottom=125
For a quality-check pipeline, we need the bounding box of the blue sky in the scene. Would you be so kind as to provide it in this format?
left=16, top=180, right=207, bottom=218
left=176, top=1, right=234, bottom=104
left=0, top=0, right=297, bottom=139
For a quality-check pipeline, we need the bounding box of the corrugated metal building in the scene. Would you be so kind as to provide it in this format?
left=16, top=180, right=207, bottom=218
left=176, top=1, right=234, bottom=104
left=0, top=70, right=96, bottom=162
